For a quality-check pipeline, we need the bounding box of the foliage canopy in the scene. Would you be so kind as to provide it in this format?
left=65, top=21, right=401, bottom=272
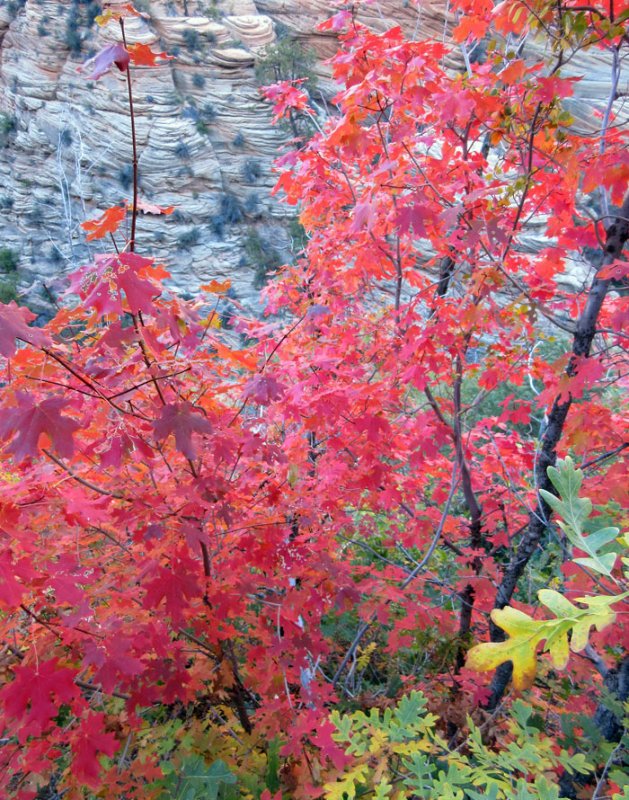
left=0, top=1, right=628, bottom=799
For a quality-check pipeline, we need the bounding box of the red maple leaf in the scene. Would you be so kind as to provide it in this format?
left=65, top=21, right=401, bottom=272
left=349, top=201, right=376, bottom=234
left=70, top=713, right=118, bottom=789
left=69, top=252, right=159, bottom=315
left=536, top=75, right=578, bottom=103
left=261, top=80, right=309, bottom=122
left=0, top=658, right=78, bottom=741
left=311, top=718, right=350, bottom=770
left=0, top=549, right=24, bottom=607
left=152, top=402, right=212, bottom=459
left=81, top=206, right=127, bottom=241
left=599, top=260, right=629, bottom=280
left=395, top=195, right=430, bottom=237
left=0, top=302, right=50, bottom=358
left=98, top=430, right=154, bottom=469
left=0, top=392, right=81, bottom=462
left=452, top=14, right=489, bottom=43
left=142, top=552, right=200, bottom=622
left=84, top=637, right=145, bottom=692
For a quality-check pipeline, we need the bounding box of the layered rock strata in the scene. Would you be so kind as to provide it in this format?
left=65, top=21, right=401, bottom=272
left=0, top=1, right=624, bottom=315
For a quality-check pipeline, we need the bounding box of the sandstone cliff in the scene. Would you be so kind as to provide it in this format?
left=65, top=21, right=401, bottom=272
left=0, top=0, right=623, bottom=315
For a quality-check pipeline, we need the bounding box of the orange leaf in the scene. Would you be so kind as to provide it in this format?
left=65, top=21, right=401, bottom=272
left=127, top=43, right=174, bottom=68
left=81, top=206, right=126, bottom=241
left=499, top=59, right=527, bottom=85
left=452, top=15, right=489, bottom=43
left=201, top=280, right=232, bottom=294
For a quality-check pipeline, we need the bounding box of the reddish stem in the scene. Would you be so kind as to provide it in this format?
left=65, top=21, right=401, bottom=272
left=119, top=18, right=139, bottom=252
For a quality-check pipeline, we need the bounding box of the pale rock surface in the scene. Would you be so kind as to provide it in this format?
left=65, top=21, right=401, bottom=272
left=0, top=0, right=624, bottom=316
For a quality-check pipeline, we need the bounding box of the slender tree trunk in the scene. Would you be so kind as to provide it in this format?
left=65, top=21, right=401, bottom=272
left=486, top=192, right=629, bottom=709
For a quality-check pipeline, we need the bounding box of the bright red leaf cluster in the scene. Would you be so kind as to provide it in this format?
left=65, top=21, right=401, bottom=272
left=0, top=1, right=628, bottom=798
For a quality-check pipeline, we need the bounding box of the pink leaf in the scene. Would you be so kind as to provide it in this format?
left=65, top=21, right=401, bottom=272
left=0, top=393, right=81, bottom=462
left=349, top=201, right=376, bottom=234
left=152, top=402, right=212, bottom=459
left=243, top=374, right=286, bottom=405
left=81, top=43, right=130, bottom=81
left=0, top=302, right=50, bottom=358
left=396, top=196, right=430, bottom=237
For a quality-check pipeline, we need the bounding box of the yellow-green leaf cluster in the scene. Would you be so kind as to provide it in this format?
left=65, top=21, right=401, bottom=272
left=466, top=589, right=627, bottom=689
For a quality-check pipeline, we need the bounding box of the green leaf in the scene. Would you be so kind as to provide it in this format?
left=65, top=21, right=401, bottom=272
left=543, top=457, right=589, bottom=530
left=583, top=526, right=620, bottom=552
left=540, top=457, right=619, bottom=576
left=533, top=775, right=561, bottom=800
left=394, top=690, right=427, bottom=730
left=265, top=737, right=281, bottom=794
left=174, top=757, right=236, bottom=800
left=466, top=783, right=499, bottom=800
left=331, top=709, right=353, bottom=741
left=404, top=750, right=435, bottom=789
left=571, top=592, right=629, bottom=651
left=573, top=552, right=617, bottom=574
left=537, top=588, right=577, bottom=617
left=373, top=781, right=393, bottom=799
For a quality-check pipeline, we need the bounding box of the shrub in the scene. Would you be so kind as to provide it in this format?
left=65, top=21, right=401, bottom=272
left=0, top=114, right=17, bottom=148
left=182, top=28, right=201, bottom=51
left=210, top=193, right=243, bottom=237
left=244, top=191, right=260, bottom=216
left=243, top=227, right=283, bottom=288
left=219, top=193, right=242, bottom=225
left=201, top=102, right=217, bottom=121
left=6, top=0, right=26, bottom=19
left=174, top=140, right=191, bottom=160
left=85, top=0, right=101, bottom=27
left=254, top=35, right=318, bottom=90
left=177, top=227, right=201, bottom=249
left=47, top=246, right=63, bottom=265
left=118, top=164, right=135, bottom=190
left=65, top=12, right=82, bottom=56
left=192, top=73, right=206, bottom=89
left=0, top=278, right=18, bottom=305
left=242, top=158, right=261, bottom=184
left=195, top=103, right=216, bottom=135
left=0, top=248, right=19, bottom=273
left=0, top=251, right=19, bottom=305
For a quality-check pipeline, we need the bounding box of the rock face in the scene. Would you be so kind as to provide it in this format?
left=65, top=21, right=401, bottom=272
left=0, top=0, right=289, bottom=314
left=0, top=0, right=622, bottom=315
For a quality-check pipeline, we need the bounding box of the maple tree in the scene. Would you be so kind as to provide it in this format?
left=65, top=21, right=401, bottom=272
left=0, top=1, right=628, bottom=799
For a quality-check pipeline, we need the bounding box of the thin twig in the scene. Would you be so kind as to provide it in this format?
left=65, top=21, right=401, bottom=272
left=43, top=449, right=124, bottom=499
